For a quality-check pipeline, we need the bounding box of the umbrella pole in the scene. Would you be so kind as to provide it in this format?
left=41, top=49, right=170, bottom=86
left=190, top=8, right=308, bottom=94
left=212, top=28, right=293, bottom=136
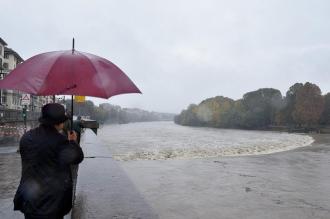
left=71, top=38, right=74, bottom=131
left=71, top=95, right=73, bottom=131
left=72, top=38, right=75, bottom=54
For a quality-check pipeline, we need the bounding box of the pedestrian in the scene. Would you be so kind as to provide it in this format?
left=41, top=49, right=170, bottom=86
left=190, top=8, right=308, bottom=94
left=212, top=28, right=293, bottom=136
left=13, top=103, right=84, bottom=219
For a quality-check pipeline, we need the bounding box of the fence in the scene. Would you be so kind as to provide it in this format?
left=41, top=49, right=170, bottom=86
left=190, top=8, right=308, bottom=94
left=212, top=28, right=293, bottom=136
left=0, top=108, right=39, bottom=123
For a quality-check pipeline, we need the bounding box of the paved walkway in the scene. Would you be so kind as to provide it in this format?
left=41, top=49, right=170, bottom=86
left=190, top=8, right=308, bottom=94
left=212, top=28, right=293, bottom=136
left=0, top=130, right=158, bottom=219
left=72, top=130, right=158, bottom=219
left=0, top=147, right=23, bottom=219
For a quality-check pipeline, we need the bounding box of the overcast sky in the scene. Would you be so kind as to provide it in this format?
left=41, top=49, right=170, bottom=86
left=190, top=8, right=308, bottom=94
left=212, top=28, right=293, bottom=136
left=2, top=0, right=330, bottom=113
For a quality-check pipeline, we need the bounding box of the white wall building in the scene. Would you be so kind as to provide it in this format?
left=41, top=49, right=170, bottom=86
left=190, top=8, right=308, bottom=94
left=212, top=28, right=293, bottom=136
left=0, top=37, right=9, bottom=107
left=2, top=47, right=24, bottom=110
left=0, top=37, right=52, bottom=112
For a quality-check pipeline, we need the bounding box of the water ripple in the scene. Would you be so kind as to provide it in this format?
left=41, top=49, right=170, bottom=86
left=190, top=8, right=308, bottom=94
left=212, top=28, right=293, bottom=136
left=98, top=122, right=314, bottom=161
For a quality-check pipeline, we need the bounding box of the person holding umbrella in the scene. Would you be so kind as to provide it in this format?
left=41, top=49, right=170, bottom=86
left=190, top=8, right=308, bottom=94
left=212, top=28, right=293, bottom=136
left=13, top=103, right=84, bottom=219
left=0, top=39, right=141, bottom=218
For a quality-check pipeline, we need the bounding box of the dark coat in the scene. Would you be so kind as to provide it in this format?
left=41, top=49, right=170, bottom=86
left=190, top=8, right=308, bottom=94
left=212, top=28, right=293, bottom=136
left=72, top=120, right=83, bottom=144
left=13, top=124, right=84, bottom=216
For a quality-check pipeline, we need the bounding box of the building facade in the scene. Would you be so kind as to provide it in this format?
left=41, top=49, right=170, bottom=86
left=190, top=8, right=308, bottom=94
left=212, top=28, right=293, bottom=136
left=0, top=37, right=52, bottom=112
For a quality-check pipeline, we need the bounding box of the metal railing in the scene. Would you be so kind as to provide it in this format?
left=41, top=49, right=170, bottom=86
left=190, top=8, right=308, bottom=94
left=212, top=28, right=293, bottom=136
left=0, top=108, right=39, bottom=123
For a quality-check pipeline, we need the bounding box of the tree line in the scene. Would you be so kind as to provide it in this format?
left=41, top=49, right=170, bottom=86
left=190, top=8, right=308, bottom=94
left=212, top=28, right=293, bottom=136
left=64, top=100, right=174, bottom=124
left=175, top=82, right=330, bottom=130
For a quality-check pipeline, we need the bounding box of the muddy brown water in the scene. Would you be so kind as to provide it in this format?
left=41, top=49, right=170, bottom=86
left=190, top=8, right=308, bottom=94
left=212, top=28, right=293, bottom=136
left=1, top=122, right=330, bottom=219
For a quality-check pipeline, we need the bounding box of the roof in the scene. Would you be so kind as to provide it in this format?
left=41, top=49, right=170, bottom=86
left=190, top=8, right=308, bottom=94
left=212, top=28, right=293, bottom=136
left=4, top=47, right=24, bottom=62
left=0, top=38, right=8, bottom=46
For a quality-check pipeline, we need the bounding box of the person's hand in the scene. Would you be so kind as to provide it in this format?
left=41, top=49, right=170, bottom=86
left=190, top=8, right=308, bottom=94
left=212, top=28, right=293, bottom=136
left=68, top=131, right=77, bottom=142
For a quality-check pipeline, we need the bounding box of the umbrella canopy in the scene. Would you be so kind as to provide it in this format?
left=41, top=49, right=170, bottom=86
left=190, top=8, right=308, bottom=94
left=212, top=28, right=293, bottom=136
left=0, top=50, right=141, bottom=98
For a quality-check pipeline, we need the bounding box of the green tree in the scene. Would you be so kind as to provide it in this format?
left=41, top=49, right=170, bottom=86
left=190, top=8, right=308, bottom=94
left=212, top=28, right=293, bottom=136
left=277, top=83, right=304, bottom=125
left=227, top=99, right=246, bottom=128
left=242, top=88, right=283, bottom=128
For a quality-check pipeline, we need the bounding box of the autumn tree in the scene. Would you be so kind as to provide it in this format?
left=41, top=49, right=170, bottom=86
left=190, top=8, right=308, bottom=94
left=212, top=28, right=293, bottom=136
left=175, top=82, right=327, bottom=130
left=320, top=93, right=330, bottom=125
left=292, top=82, right=324, bottom=127
left=197, top=96, right=235, bottom=127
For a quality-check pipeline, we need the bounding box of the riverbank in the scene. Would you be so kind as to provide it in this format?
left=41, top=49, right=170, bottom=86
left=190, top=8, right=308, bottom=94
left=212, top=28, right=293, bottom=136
left=176, top=122, right=330, bottom=134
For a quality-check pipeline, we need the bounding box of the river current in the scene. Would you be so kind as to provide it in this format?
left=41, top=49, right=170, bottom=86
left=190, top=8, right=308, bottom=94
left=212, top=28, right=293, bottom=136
left=98, top=121, right=314, bottom=161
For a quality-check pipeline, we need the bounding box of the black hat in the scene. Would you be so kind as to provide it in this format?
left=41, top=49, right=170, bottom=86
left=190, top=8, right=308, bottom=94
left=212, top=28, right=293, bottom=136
left=39, top=103, right=68, bottom=125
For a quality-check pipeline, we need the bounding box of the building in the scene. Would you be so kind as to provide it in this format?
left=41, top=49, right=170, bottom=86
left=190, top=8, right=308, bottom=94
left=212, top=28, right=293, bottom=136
left=0, top=37, right=10, bottom=107
left=0, top=37, right=52, bottom=112
left=0, top=38, right=8, bottom=104
left=2, top=46, right=24, bottom=110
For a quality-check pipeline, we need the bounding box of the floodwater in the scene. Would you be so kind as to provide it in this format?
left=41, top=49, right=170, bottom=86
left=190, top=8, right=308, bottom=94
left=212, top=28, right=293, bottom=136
left=98, top=122, right=314, bottom=160
left=96, top=122, right=330, bottom=219
left=1, top=122, right=330, bottom=219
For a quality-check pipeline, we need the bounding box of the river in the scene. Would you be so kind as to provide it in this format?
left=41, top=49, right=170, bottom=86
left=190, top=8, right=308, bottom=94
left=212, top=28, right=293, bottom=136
left=95, top=121, right=330, bottom=219
left=98, top=121, right=314, bottom=161
left=1, top=122, right=329, bottom=219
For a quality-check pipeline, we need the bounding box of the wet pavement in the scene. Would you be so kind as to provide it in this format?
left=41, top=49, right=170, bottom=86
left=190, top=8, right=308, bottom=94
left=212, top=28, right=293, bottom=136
left=0, top=131, right=158, bottom=219
left=1, top=130, right=330, bottom=219
left=0, top=143, right=23, bottom=219
left=73, top=130, right=158, bottom=219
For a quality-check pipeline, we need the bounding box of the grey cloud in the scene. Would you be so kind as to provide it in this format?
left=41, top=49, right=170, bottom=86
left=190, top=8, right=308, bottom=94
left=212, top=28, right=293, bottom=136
left=2, top=0, right=330, bottom=113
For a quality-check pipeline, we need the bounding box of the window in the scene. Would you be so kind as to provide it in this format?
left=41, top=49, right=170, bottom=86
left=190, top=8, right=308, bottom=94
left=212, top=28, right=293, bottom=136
left=1, top=95, right=6, bottom=104
left=0, top=46, right=2, bottom=56
left=4, top=53, right=8, bottom=59
left=3, top=63, right=8, bottom=69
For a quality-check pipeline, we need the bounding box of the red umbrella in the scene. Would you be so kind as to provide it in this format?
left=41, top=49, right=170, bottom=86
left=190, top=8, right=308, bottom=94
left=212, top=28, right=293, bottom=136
left=0, top=51, right=140, bottom=97
left=0, top=39, right=141, bottom=128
